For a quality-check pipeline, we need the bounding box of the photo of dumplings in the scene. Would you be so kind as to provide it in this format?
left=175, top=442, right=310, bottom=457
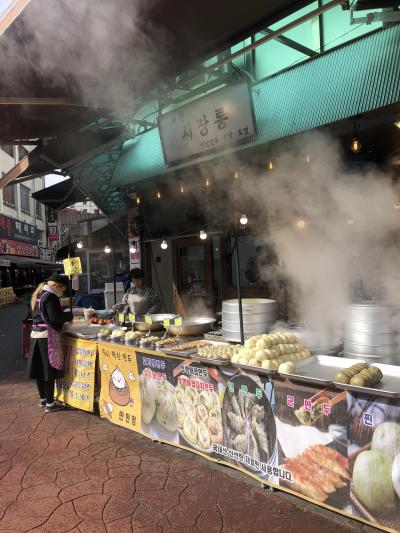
left=175, top=374, right=222, bottom=453
left=139, top=367, right=178, bottom=433
left=222, top=375, right=276, bottom=473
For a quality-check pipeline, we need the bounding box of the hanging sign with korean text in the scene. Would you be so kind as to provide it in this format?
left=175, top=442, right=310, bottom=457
left=63, top=257, right=82, bottom=276
left=158, top=81, right=257, bottom=164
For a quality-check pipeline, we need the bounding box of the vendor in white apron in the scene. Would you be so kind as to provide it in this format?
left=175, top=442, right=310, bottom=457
left=119, top=268, right=162, bottom=316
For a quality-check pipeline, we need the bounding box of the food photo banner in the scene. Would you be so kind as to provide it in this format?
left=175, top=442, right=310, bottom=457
left=95, top=343, right=399, bottom=532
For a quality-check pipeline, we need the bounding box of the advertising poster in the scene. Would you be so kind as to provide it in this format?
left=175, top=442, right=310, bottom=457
left=346, top=393, right=400, bottom=531
left=273, top=379, right=349, bottom=509
left=98, top=343, right=141, bottom=431
left=211, top=369, right=279, bottom=484
left=56, top=338, right=97, bottom=412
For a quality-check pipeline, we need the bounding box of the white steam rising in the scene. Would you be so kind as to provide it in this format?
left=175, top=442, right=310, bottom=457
left=1, top=0, right=171, bottom=110
left=232, top=131, right=400, bottom=348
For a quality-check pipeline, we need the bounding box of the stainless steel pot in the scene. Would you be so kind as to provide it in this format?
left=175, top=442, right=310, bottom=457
left=134, top=313, right=178, bottom=332
left=346, top=303, right=396, bottom=323
left=222, top=310, right=273, bottom=325
left=343, top=340, right=398, bottom=356
left=222, top=298, right=277, bottom=318
left=345, top=330, right=396, bottom=346
left=343, top=352, right=399, bottom=364
left=168, top=317, right=216, bottom=336
left=347, top=320, right=393, bottom=334
left=222, top=329, right=265, bottom=342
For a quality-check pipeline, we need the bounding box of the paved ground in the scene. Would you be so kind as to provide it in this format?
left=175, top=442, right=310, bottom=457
left=0, top=371, right=377, bottom=533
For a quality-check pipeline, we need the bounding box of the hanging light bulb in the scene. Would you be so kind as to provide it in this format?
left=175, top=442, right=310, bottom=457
left=104, top=245, right=111, bottom=253
left=136, top=195, right=141, bottom=205
left=180, top=184, right=184, bottom=193
left=350, top=116, right=362, bottom=154
left=350, top=137, right=362, bottom=154
left=129, top=242, right=136, bottom=254
left=200, top=230, right=207, bottom=240
left=267, top=161, right=273, bottom=171
left=156, top=191, right=161, bottom=200
left=233, top=171, right=239, bottom=179
left=305, top=155, right=311, bottom=163
left=161, top=240, right=168, bottom=250
left=76, top=241, right=83, bottom=249
left=296, top=219, right=306, bottom=229
left=205, top=178, right=210, bottom=187
left=239, top=214, right=248, bottom=225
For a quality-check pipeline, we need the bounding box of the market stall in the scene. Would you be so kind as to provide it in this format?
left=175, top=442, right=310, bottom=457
left=59, top=317, right=400, bottom=533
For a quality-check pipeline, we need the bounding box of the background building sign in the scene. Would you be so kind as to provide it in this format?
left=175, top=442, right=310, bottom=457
left=40, top=248, right=53, bottom=262
left=158, top=81, right=257, bottom=164
left=48, top=224, right=59, bottom=241
left=0, top=214, right=38, bottom=244
left=0, top=239, right=39, bottom=257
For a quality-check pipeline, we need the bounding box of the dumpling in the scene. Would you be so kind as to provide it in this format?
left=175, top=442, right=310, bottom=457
left=183, top=412, right=197, bottom=444
left=198, top=421, right=211, bottom=449
left=155, top=388, right=178, bottom=432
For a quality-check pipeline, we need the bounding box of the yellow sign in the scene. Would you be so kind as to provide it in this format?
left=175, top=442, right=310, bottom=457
left=63, top=257, right=82, bottom=276
left=98, top=342, right=141, bottom=432
left=56, top=337, right=97, bottom=412
left=118, top=313, right=125, bottom=324
left=175, top=317, right=183, bottom=326
left=145, top=315, right=152, bottom=325
left=163, top=318, right=170, bottom=328
left=128, top=313, right=136, bottom=323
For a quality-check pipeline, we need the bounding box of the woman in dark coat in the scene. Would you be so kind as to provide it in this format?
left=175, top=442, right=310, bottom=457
left=26, top=274, right=72, bottom=412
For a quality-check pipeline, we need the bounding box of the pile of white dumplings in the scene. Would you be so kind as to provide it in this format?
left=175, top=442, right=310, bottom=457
left=231, top=332, right=310, bottom=369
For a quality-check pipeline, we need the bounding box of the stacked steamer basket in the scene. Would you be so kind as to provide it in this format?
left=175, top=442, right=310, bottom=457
left=343, top=302, right=399, bottom=364
left=222, top=298, right=277, bottom=342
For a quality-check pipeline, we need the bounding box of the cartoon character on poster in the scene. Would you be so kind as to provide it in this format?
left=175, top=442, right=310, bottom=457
left=102, top=364, right=136, bottom=417
left=346, top=394, right=400, bottom=530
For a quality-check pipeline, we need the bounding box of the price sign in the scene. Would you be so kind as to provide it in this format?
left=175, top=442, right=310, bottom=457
left=63, top=257, right=82, bottom=276
left=163, top=319, right=170, bottom=328
left=145, top=315, right=153, bottom=325
left=128, top=313, right=136, bottom=323
left=174, top=317, right=183, bottom=326
left=118, top=313, right=125, bottom=324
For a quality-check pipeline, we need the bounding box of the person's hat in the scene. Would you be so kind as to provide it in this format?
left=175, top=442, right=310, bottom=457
left=129, top=268, right=144, bottom=280
left=47, top=273, right=69, bottom=286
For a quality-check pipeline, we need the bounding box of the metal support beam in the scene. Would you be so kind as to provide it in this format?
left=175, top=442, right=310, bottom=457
left=259, top=28, right=318, bottom=57
left=179, top=0, right=340, bottom=88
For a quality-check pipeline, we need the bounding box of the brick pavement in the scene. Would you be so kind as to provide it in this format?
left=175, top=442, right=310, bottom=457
left=0, top=372, right=369, bottom=533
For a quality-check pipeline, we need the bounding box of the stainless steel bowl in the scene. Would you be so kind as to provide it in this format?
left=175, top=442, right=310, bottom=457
left=168, top=317, right=216, bottom=336
left=134, top=313, right=178, bottom=332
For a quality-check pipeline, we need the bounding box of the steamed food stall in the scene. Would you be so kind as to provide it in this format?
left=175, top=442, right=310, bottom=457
left=59, top=297, right=400, bottom=533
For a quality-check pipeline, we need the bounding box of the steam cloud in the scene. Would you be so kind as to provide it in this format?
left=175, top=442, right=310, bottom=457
left=1, top=0, right=172, bottom=111
left=230, top=131, right=400, bottom=348
left=169, top=131, right=399, bottom=348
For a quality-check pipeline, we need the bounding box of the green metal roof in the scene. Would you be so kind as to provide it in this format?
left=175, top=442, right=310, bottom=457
left=112, top=25, right=400, bottom=188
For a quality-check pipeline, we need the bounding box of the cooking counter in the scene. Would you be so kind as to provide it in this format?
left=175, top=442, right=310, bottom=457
left=60, top=334, right=400, bottom=532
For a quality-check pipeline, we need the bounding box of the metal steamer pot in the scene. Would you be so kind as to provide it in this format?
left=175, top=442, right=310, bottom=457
left=134, top=313, right=178, bottom=332
left=346, top=302, right=396, bottom=323
left=222, top=299, right=277, bottom=342
left=344, top=330, right=397, bottom=346
left=168, top=317, right=216, bottom=336
left=343, top=340, right=399, bottom=357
